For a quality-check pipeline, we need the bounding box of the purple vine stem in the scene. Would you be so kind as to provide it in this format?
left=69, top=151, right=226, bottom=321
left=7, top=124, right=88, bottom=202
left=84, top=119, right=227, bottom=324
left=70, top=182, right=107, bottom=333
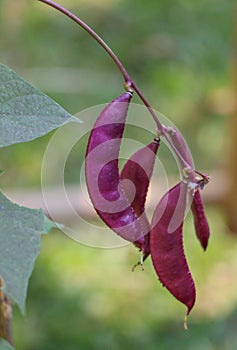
left=38, top=0, right=194, bottom=172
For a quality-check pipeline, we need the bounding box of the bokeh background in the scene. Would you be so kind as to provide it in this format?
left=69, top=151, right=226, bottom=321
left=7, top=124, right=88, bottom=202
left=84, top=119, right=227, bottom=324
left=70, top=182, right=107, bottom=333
left=1, top=0, right=237, bottom=349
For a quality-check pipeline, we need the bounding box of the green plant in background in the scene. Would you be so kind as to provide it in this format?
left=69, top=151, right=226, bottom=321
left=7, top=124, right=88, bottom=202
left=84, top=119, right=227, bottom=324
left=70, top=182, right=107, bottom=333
left=2, top=0, right=209, bottom=342
left=0, top=63, right=78, bottom=348
left=0, top=0, right=235, bottom=349
left=0, top=0, right=233, bottom=187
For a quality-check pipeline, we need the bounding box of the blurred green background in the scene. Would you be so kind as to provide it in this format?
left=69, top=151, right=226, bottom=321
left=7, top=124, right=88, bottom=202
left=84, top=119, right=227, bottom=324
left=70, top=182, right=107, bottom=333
left=1, top=0, right=237, bottom=349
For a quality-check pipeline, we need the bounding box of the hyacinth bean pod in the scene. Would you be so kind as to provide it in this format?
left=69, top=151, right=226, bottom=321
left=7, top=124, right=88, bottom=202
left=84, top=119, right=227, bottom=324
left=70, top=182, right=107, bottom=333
left=120, top=138, right=160, bottom=260
left=38, top=0, right=213, bottom=323
left=163, top=126, right=193, bottom=169
left=150, top=182, right=196, bottom=315
left=191, top=189, right=210, bottom=250
left=164, top=126, right=210, bottom=250
left=85, top=92, right=150, bottom=243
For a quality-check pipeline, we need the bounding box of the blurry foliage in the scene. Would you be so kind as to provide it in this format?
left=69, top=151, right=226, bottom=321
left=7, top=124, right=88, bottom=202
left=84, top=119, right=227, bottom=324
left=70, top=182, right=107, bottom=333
left=0, top=1, right=236, bottom=348
left=0, top=0, right=234, bottom=186
left=13, top=206, right=237, bottom=350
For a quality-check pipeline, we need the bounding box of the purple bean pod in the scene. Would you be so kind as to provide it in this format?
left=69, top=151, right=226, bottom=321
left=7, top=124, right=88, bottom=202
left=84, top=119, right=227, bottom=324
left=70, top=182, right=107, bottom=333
left=120, top=138, right=160, bottom=260
left=164, top=126, right=210, bottom=251
left=85, top=92, right=150, bottom=243
left=150, top=182, right=196, bottom=315
left=191, top=189, right=210, bottom=250
left=163, top=126, right=193, bottom=169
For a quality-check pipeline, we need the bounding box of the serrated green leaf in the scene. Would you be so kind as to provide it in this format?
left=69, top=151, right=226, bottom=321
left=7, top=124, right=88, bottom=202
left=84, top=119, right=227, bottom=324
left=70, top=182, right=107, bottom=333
left=0, top=192, right=54, bottom=313
left=0, top=64, right=81, bottom=147
left=0, top=338, right=14, bottom=350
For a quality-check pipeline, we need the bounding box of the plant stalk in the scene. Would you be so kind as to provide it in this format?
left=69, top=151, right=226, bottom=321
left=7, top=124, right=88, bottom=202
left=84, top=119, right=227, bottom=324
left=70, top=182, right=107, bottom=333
left=0, top=277, right=14, bottom=347
left=38, top=0, right=193, bottom=171
left=37, top=0, right=163, bottom=129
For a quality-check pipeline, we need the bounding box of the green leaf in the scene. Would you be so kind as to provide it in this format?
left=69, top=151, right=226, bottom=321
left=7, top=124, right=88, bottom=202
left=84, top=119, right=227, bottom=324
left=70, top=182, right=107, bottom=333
left=0, top=192, right=56, bottom=313
left=0, top=338, right=14, bottom=350
left=42, top=215, right=64, bottom=234
left=0, top=64, right=80, bottom=147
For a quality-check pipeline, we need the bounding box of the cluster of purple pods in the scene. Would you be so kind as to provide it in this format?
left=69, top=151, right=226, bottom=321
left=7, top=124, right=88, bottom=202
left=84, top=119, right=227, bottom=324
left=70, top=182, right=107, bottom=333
left=85, top=90, right=210, bottom=323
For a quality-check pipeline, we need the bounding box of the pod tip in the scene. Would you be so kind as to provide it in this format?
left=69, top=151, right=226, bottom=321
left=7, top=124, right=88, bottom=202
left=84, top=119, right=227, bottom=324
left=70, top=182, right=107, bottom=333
left=184, top=313, right=188, bottom=331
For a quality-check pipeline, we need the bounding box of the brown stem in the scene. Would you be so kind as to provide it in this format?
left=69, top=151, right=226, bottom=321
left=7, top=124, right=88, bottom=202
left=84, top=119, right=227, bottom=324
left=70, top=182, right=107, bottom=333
left=0, top=277, right=14, bottom=347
